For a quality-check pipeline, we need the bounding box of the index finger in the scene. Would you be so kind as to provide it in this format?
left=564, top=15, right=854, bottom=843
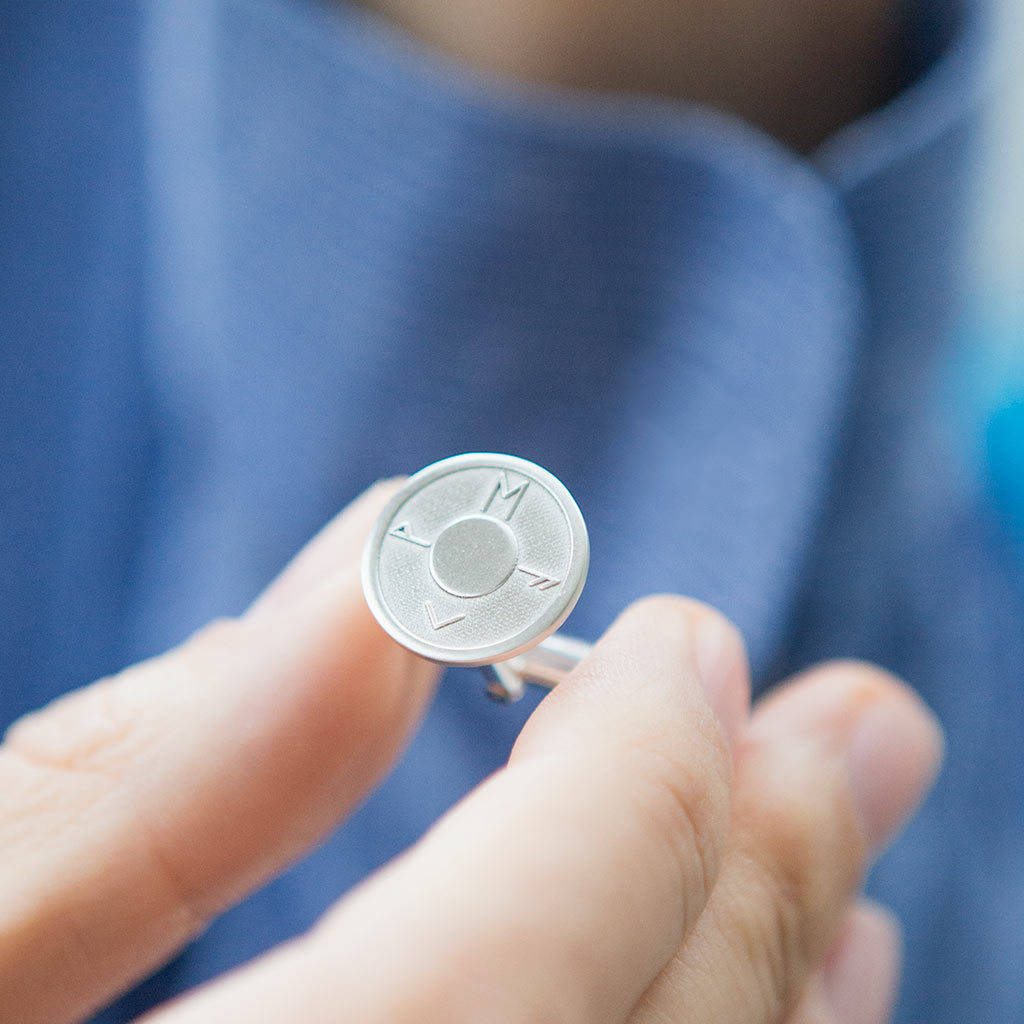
left=0, top=480, right=437, bottom=1024
left=142, top=596, right=750, bottom=1024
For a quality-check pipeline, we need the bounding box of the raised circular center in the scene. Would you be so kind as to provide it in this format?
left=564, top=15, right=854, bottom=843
left=429, top=515, right=519, bottom=599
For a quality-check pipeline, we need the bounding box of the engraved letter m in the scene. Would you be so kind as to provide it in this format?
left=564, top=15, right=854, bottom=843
left=482, top=472, right=529, bottom=521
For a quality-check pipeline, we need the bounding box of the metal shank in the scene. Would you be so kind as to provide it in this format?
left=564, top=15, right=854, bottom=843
left=482, top=633, right=592, bottom=703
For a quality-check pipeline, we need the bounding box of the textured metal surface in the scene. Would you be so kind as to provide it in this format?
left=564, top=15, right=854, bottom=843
left=362, top=454, right=589, bottom=666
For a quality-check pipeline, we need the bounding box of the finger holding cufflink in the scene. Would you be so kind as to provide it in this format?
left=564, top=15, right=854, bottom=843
left=361, top=453, right=591, bottom=701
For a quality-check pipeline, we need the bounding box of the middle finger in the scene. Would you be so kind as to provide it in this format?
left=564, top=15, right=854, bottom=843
left=631, top=661, right=941, bottom=1024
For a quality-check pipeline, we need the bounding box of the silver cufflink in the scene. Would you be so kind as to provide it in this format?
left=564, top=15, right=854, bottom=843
left=362, top=453, right=591, bottom=701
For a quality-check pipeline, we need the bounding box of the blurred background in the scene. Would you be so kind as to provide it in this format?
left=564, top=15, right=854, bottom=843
left=1, top=1, right=1023, bottom=1022
left=961, top=0, right=1024, bottom=555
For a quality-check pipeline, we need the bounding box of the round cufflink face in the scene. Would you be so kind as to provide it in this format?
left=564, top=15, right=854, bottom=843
left=362, top=453, right=589, bottom=666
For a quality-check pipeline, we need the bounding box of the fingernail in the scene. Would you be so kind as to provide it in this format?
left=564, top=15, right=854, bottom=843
left=848, top=694, right=943, bottom=854
left=822, top=903, right=901, bottom=1024
left=692, top=612, right=749, bottom=748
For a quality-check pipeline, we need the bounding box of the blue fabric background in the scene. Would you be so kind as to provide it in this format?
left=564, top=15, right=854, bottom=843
left=1, top=1, right=1021, bottom=1021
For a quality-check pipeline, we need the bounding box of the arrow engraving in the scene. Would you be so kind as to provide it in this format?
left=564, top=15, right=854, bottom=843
left=424, top=601, right=465, bottom=631
left=388, top=522, right=430, bottom=547
left=517, top=567, right=561, bottom=591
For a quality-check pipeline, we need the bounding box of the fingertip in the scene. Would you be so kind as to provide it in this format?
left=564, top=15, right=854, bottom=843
left=753, top=661, right=945, bottom=858
left=689, top=603, right=750, bottom=750
left=822, top=901, right=902, bottom=1024
left=844, top=900, right=903, bottom=956
left=848, top=690, right=943, bottom=854
left=250, top=476, right=407, bottom=620
left=604, top=594, right=751, bottom=749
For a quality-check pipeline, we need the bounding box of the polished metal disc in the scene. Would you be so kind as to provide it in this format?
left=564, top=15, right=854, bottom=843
left=362, top=453, right=589, bottom=666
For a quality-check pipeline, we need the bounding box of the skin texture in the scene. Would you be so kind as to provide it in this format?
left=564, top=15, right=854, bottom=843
left=0, top=482, right=941, bottom=1024
left=354, top=0, right=898, bottom=150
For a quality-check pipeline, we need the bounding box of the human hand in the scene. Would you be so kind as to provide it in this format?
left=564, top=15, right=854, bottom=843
left=0, top=481, right=940, bottom=1023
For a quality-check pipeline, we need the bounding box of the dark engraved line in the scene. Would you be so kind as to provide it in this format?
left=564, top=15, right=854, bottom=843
left=424, top=601, right=465, bottom=631
left=517, top=567, right=561, bottom=591
left=388, top=522, right=430, bottom=547
left=482, top=472, right=529, bottom=521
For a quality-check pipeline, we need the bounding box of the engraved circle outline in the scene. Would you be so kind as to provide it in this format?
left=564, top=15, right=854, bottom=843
left=361, top=453, right=589, bottom=666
